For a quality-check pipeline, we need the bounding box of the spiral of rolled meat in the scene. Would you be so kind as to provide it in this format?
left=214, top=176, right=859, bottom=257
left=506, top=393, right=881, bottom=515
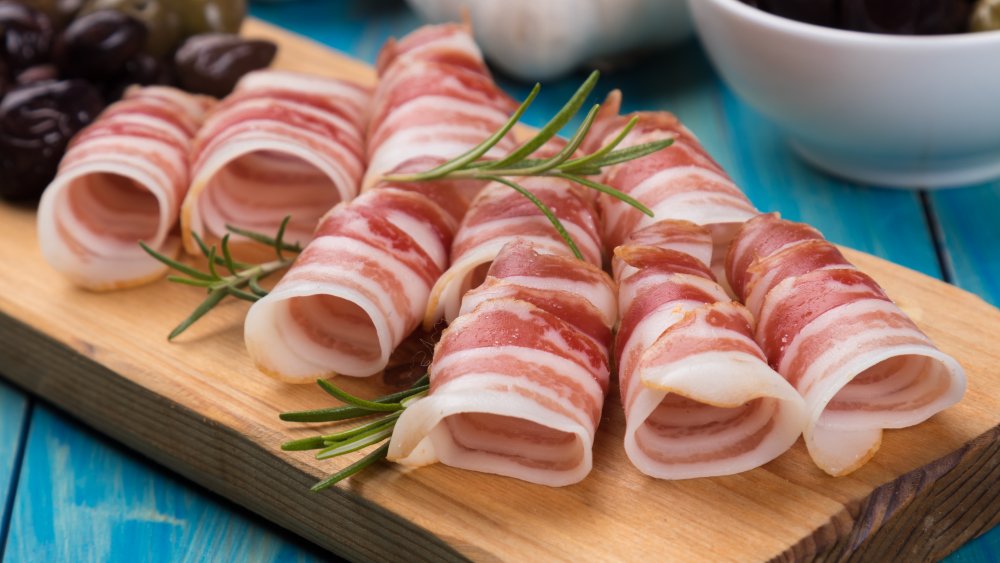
left=182, top=70, right=371, bottom=255
left=389, top=241, right=617, bottom=486
left=424, top=175, right=602, bottom=327
left=584, top=91, right=757, bottom=284
left=37, top=86, right=213, bottom=290
left=726, top=213, right=966, bottom=476
left=614, top=221, right=807, bottom=479
left=244, top=24, right=517, bottom=382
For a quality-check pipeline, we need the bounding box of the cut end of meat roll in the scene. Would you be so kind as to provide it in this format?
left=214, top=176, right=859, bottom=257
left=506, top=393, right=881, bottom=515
left=37, top=87, right=212, bottom=290
left=244, top=187, right=457, bottom=381
left=389, top=241, right=616, bottom=486
left=183, top=70, right=371, bottom=257
left=727, top=213, right=967, bottom=476
left=614, top=221, right=808, bottom=479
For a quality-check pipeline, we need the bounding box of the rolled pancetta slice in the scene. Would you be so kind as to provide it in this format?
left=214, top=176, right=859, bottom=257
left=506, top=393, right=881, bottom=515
left=389, top=241, right=617, bottom=486
left=726, top=213, right=966, bottom=476
left=37, top=86, right=212, bottom=290
left=614, top=221, right=807, bottom=479
left=244, top=24, right=517, bottom=381
left=182, top=70, right=370, bottom=254
left=585, top=91, right=757, bottom=283
left=424, top=176, right=602, bottom=326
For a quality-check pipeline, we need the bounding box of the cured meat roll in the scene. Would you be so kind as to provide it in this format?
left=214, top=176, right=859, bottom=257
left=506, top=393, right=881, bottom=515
left=244, top=24, right=517, bottom=381
left=389, top=241, right=617, bottom=486
left=424, top=176, right=602, bottom=326
left=182, top=70, right=370, bottom=254
left=37, top=86, right=212, bottom=290
left=614, top=221, right=807, bottom=479
left=585, top=91, right=757, bottom=283
left=726, top=213, right=966, bottom=476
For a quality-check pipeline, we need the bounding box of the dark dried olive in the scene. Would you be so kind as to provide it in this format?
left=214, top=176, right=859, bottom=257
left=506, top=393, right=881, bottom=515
left=0, top=57, right=8, bottom=97
left=174, top=33, right=275, bottom=98
left=755, top=0, right=841, bottom=27
left=176, top=0, right=246, bottom=35
left=0, top=1, right=54, bottom=71
left=19, top=0, right=85, bottom=29
left=55, top=10, right=148, bottom=79
left=841, top=0, right=971, bottom=34
left=15, top=63, right=58, bottom=84
left=103, top=52, right=173, bottom=102
left=80, top=0, right=182, bottom=57
left=0, top=79, right=103, bottom=201
left=971, top=0, right=1000, bottom=31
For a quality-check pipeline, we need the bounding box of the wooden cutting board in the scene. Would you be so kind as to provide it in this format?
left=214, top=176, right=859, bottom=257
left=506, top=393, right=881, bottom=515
left=1, top=18, right=998, bottom=563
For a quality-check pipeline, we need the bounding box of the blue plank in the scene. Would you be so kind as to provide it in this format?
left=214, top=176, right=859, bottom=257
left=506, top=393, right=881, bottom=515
left=926, top=182, right=1000, bottom=306
left=0, top=381, right=29, bottom=557
left=3, top=406, right=327, bottom=563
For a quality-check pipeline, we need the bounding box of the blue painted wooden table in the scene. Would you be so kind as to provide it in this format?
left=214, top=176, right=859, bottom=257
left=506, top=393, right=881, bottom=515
left=1, top=0, right=997, bottom=560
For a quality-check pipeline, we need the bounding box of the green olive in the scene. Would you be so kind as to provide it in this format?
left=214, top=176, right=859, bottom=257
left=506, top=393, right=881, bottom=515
left=971, top=0, right=1000, bottom=32
left=174, top=0, right=245, bottom=35
left=79, top=0, right=183, bottom=56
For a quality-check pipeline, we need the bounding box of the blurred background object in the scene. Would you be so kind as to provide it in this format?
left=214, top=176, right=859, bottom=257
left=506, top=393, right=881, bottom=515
left=690, top=0, right=1000, bottom=188
left=406, top=0, right=693, bottom=80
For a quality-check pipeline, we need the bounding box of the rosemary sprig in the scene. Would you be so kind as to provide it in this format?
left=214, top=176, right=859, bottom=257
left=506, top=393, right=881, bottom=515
left=281, top=375, right=430, bottom=491
left=140, top=216, right=302, bottom=339
left=385, top=70, right=670, bottom=260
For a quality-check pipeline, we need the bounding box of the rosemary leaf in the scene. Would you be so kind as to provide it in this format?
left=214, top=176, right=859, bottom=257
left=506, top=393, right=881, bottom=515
left=585, top=139, right=674, bottom=168
left=140, top=242, right=215, bottom=281
left=166, top=276, right=214, bottom=288
left=484, top=70, right=600, bottom=170
left=316, top=426, right=395, bottom=460
left=220, top=234, right=239, bottom=275
left=274, top=216, right=291, bottom=261
left=310, top=443, right=389, bottom=492
left=205, top=245, right=220, bottom=280
left=225, top=221, right=302, bottom=253
left=484, top=175, right=584, bottom=260
left=317, top=379, right=403, bottom=411
left=226, top=286, right=260, bottom=302
left=503, top=103, right=601, bottom=176
left=554, top=173, right=655, bottom=217
left=248, top=275, right=269, bottom=297
left=282, top=435, right=328, bottom=451
left=322, top=411, right=402, bottom=445
left=562, top=115, right=639, bottom=171
left=167, top=288, right=227, bottom=340
left=279, top=383, right=429, bottom=423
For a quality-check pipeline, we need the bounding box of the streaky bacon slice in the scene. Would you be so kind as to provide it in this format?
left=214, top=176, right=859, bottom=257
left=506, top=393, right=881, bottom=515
left=424, top=174, right=602, bottom=326
left=389, top=241, right=617, bottom=486
left=182, top=70, right=371, bottom=255
left=244, top=24, right=517, bottom=381
left=585, top=90, right=758, bottom=287
left=37, top=86, right=213, bottom=290
left=726, top=213, right=966, bottom=476
left=614, top=221, right=807, bottom=479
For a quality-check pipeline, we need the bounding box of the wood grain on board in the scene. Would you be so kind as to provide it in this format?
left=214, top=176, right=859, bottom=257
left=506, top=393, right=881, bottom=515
left=0, top=18, right=998, bottom=562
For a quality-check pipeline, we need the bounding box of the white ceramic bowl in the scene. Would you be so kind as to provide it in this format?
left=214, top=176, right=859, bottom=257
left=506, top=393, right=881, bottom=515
left=689, top=0, right=1000, bottom=188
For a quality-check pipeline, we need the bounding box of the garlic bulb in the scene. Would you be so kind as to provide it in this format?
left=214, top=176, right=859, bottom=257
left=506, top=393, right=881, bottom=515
left=406, top=0, right=692, bottom=80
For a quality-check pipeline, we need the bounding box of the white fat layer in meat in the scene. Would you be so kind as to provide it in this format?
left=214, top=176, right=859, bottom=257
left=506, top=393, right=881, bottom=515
left=202, top=97, right=363, bottom=145
left=375, top=95, right=510, bottom=139
left=100, top=112, right=192, bottom=145
left=385, top=207, right=450, bottom=269
left=488, top=273, right=617, bottom=327
left=456, top=215, right=603, bottom=266
left=433, top=346, right=605, bottom=412
left=364, top=124, right=506, bottom=185
left=235, top=70, right=370, bottom=113
left=773, top=298, right=965, bottom=476
left=428, top=237, right=568, bottom=326
left=388, top=388, right=591, bottom=487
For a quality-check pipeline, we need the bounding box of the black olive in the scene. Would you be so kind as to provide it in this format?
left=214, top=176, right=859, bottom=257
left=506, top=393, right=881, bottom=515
left=19, top=0, right=86, bottom=29
left=0, top=79, right=104, bottom=201
left=79, top=0, right=183, bottom=57
left=103, top=52, right=173, bottom=102
left=0, top=57, right=8, bottom=97
left=755, top=0, right=842, bottom=27
left=174, top=33, right=276, bottom=98
left=54, top=10, right=148, bottom=80
left=841, top=0, right=971, bottom=34
left=0, top=1, right=54, bottom=72
left=15, top=62, right=58, bottom=85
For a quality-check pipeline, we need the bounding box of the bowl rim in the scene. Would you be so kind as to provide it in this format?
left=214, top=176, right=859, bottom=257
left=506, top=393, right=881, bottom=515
left=700, top=0, right=1000, bottom=47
